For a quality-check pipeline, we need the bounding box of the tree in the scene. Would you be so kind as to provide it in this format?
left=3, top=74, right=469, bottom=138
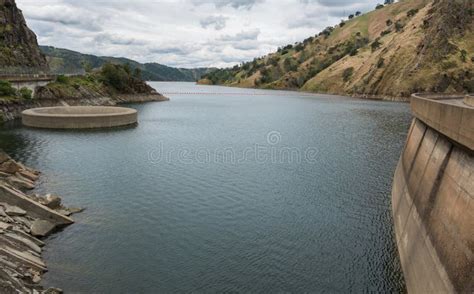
left=356, top=11, right=362, bottom=16
left=460, top=50, right=467, bottom=62
left=101, top=63, right=131, bottom=92
left=133, top=67, right=142, bottom=79
left=371, top=38, right=382, bottom=52
left=19, top=87, right=32, bottom=100
left=340, top=21, right=346, bottom=27
left=407, top=9, right=419, bottom=17
left=0, top=80, right=17, bottom=97
left=342, top=67, right=354, bottom=82
left=348, top=14, right=354, bottom=19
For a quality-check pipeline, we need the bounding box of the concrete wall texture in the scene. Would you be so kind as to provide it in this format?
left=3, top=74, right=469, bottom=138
left=22, top=106, right=137, bottom=129
left=392, top=95, right=473, bottom=293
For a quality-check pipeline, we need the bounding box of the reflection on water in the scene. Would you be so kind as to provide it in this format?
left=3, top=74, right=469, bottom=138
left=0, top=82, right=411, bottom=293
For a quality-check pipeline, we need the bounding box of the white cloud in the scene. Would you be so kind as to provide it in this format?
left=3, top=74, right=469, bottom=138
left=16, top=0, right=381, bottom=68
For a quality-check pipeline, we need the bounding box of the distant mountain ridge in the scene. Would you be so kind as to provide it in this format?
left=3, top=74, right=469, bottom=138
left=200, top=0, right=473, bottom=100
left=40, top=46, right=215, bottom=82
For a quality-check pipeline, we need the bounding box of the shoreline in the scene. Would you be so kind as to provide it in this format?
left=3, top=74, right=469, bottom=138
left=195, top=82, right=411, bottom=102
left=0, top=150, right=83, bottom=293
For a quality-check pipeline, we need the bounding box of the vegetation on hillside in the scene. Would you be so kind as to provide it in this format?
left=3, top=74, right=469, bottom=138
left=0, top=80, right=32, bottom=101
left=35, top=63, right=157, bottom=100
left=200, top=0, right=473, bottom=99
left=40, top=46, right=215, bottom=82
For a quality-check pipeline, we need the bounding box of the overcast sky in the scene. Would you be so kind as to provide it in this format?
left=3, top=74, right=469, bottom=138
left=17, top=0, right=382, bottom=68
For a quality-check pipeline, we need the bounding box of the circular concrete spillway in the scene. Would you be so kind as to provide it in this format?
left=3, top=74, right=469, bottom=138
left=22, top=106, right=138, bottom=129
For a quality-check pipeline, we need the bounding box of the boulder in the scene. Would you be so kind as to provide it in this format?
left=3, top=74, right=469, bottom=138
left=0, top=160, right=21, bottom=174
left=44, top=195, right=61, bottom=209
left=3, top=205, right=27, bottom=217
left=30, top=220, right=55, bottom=237
left=0, top=151, right=9, bottom=164
left=18, top=170, right=39, bottom=182
left=7, top=176, right=35, bottom=190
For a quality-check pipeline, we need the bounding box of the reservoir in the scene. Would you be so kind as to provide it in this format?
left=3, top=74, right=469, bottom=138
left=0, top=82, right=411, bottom=292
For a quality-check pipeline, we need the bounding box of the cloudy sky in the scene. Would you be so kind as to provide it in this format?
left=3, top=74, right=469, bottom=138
left=17, top=0, right=382, bottom=68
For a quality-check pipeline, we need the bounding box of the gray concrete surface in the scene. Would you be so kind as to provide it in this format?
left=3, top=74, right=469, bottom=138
left=22, top=106, right=138, bottom=129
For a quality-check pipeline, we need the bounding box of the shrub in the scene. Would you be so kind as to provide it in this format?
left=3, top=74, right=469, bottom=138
left=381, top=29, right=391, bottom=37
left=376, top=4, right=384, bottom=9
left=407, top=9, right=419, bottom=17
left=342, top=67, right=354, bottom=82
left=377, top=58, right=385, bottom=68
left=100, top=63, right=131, bottom=92
left=460, top=50, right=467, bottom=62
left=386, top=19, right=393, bottom=26
left=348, top=14, right=354, bottom=19
left=355, top=11, right=362, bottom=16
left=294, top=43, right=304, bottom=52
left=395, top=21, right=405, bottom=32
left=371, top=38, right=382, bottom=52
left=19, top=87, right=32, bottom=100
left=0, top=80, right=17, bottom=97
left=340, top=21, right=346, bottom=27
left=56, top=75, right=69, bottom=84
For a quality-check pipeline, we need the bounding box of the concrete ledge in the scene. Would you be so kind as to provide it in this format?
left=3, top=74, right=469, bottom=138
left=22, top=106, right=137, bottom=129
left=464, top=95, right=474, bottom=107
left=0, top=185, right=73, bottom=225
left=411, top=93, right=474, bottom=151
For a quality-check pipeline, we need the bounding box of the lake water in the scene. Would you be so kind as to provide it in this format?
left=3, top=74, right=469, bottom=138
left=0, top=82, right=411, bottom=293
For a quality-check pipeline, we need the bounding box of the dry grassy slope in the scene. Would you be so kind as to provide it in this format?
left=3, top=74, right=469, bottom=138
left=303, top=0, right=473, bottom=99
left=303, top=0, right=433, bottom=99
left=203, top=0, right=473, bottom=100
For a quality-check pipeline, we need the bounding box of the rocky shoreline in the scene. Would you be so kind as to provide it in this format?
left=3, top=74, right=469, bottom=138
left=0, top=150, right=83, bottom=293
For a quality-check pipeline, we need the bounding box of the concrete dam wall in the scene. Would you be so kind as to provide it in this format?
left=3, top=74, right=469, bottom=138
left=392, top=94, right=473, bottom=293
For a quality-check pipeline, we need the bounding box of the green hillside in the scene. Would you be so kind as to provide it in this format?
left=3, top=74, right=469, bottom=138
left=200, top=0, right=473, bottom=100
left=41, top=46, right=215, bottom=82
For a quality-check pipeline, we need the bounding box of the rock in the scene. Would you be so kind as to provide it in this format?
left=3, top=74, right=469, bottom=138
left=44, top=194, right=61, bottom=209
left=0, top=160, right=21, bottom=174
left=56, top=209, right=71, bottom=217
left=18, top=170, right=39, bottom=182
left=32, top=273, right=41, bottom=283
left=7, top=176, right=35, bottom=190
left=0, top=151, right=10, bottom=164
left=30, top=220, right=55, bottom=237
left=4, top=232, right=42, bottom=254
left=0, top=221, right=12, bottom=230
left=43, top=287, right=64, bottom=294
left=0, top=171, right=11, bottom=178
left=68, top=207, right=85, bottom=215
left=4, top=205, right=27, bottom=217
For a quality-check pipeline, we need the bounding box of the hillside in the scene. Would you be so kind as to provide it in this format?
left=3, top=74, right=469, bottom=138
left=0, top=0, right=47, bottom=71
left=200, top=0, right=473, bottom=100
left=41, top=46, right=214, bottom=82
